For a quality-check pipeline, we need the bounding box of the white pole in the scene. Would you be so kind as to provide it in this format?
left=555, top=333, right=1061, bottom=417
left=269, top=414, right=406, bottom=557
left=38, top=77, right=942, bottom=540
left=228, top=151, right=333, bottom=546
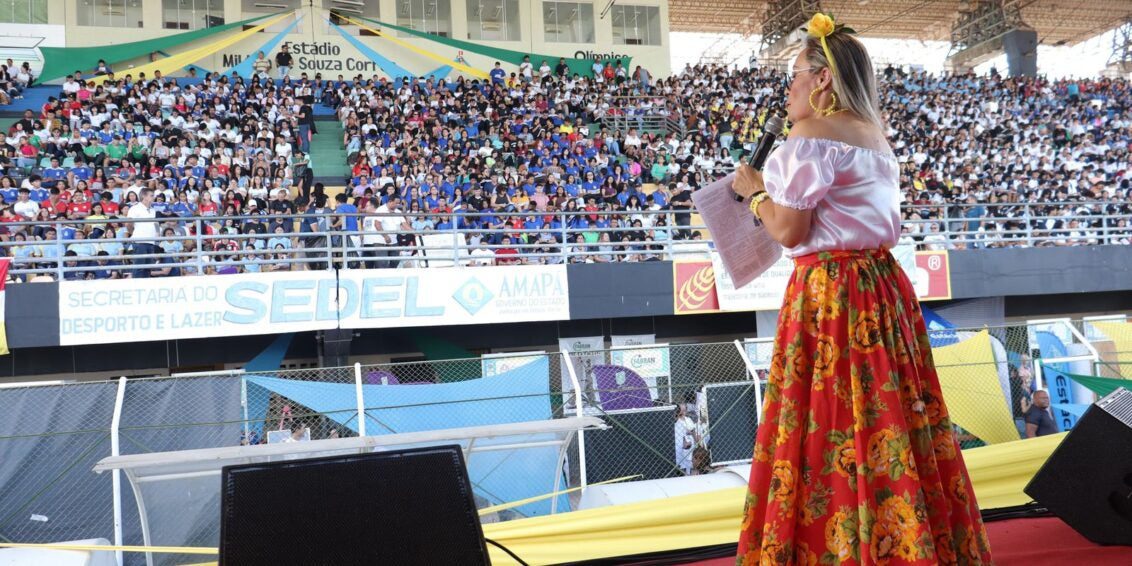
left=559, top=349, right=587, bottom=488
left=110, top=377, right=127, bottom=566
left=354, top=362, right=366, bottom=437
left=734, top=339, right=765, bottom=423
left=240, top=375, right=249, bottom=441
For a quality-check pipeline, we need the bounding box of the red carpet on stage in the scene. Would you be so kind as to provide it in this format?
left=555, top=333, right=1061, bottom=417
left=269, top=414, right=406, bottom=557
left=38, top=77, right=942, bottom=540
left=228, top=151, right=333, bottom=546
left=680, top=516, right=1132, bottom=566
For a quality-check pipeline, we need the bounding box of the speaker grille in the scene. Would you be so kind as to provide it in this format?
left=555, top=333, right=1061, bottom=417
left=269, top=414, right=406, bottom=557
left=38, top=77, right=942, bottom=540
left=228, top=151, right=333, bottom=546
left=1097, top=387, right=1132, bottom=425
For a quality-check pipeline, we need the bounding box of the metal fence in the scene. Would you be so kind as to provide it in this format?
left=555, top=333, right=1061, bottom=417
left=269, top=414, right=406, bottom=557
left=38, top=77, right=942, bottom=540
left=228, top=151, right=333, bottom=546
left=1, top=201, right=1128, bottom=280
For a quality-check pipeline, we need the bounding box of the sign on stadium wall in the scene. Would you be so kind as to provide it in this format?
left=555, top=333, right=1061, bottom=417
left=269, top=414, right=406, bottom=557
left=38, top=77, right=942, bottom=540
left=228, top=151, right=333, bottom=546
left=57, top=265, right=570, bottom=346
left=673, top=247, right=949, bottom=315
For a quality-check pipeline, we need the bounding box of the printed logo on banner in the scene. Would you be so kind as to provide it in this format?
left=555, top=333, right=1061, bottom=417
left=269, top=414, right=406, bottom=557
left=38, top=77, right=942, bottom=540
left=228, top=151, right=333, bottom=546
left=913, top=251, right=952, bottom=301
left=610, top=345, right=670, bottom=401
left=453, top=277, right=493, bottom=314
left=673, top=261, right=719, bottom=315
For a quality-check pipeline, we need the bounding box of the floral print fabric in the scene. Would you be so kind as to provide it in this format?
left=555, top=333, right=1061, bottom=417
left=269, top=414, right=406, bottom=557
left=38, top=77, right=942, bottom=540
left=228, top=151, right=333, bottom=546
left=737, top=249, right=992, bottom=565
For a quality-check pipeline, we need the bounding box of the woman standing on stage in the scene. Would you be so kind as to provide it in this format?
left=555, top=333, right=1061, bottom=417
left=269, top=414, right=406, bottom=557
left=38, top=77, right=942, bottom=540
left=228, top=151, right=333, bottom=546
left=731, top=14, right=992, bottom=565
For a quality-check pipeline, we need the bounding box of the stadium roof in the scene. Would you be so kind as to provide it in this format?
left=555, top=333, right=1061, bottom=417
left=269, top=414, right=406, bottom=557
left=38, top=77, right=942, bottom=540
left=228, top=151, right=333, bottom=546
left=669, top=0, right=1132, bottom=46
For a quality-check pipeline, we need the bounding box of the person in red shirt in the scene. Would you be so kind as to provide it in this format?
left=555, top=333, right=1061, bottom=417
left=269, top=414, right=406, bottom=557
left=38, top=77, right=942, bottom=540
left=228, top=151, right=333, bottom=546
left=198, top=192, right=219, bottom=216
left=43, top=189, right=69, bottom=216
left=583, top=197, right=599, bottom=223
left=99, top=193, right=119, bottom=216
left=68, top=190, right=92, bottom=219
left=494, top=234, right=521, bottom=266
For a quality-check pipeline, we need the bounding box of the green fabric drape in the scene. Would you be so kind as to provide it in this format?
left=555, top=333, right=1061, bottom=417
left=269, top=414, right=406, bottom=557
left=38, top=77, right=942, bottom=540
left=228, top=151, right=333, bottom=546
left=1060, top=370, right=1130, bottom=398
left=38, top=12, right=279, bottom=82
left=361, top=17, right=630, bottom=78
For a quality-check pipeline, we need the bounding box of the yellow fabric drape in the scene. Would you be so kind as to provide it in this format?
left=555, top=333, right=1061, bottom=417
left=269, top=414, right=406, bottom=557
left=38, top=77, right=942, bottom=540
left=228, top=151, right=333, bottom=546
left=97, top=12, right=293, bottom=84
left=1092, top=321, right=1132, bottom=378
left=339, top=15, right=490, bottom=80
left=933, top=330, right=1020, bottom=445
left=481, top=433, right=1066, bottom=564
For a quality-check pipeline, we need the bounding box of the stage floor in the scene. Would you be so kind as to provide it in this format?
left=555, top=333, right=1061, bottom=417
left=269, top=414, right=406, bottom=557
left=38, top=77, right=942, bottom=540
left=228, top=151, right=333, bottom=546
left=680, top=516, right=1132, bottom=566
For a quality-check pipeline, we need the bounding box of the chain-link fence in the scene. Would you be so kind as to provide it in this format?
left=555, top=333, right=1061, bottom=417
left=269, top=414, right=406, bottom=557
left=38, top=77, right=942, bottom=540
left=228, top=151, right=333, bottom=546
left=0, top=380, right=118, bottom=549
left=0, top=319, right=1128, bottom=561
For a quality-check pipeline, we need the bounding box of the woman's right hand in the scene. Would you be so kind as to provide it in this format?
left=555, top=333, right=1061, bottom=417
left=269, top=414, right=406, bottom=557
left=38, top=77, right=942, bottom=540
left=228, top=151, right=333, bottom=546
left=732, top=163, right=766, bottom=200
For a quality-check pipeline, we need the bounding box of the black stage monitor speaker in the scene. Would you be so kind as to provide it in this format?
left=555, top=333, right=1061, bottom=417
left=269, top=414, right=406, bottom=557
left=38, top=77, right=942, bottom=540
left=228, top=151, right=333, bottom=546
left=219, top=445, right=490, bottom=565
left=1024, top=388, right=1132, bottom=546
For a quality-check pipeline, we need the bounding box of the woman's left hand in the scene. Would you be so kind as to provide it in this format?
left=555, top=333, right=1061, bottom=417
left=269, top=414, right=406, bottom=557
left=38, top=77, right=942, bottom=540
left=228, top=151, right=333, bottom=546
left=732, top=164, right=766, bottom=200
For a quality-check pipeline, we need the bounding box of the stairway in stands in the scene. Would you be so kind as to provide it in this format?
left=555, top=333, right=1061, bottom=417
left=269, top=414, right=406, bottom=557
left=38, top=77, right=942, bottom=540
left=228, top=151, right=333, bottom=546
left=310, top=117, right=350, bottom=184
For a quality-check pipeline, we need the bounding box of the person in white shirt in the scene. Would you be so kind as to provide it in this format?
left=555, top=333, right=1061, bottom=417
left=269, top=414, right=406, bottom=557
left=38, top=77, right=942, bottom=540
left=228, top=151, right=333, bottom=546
left=274, top=139, right=293, bottom=160
left=374, top=196, right=410, bottom=269
left=127, top=188, right=159, bottom=278
left=360, top=196, right=384, bottom=268
left=674, top=404, right=701, bottom=476
left=13, top=188, right=39, bottom=219
left=519, top=56, right=533, bottom=83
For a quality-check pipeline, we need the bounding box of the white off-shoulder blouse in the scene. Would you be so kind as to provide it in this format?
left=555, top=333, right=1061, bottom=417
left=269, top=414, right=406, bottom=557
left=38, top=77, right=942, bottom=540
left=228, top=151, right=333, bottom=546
left=762, top=136, right=901, bottom=258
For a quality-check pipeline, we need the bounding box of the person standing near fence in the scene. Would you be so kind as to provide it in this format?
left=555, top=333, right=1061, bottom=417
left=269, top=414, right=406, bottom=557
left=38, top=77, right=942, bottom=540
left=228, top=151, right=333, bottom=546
left=127, top=188, right=158, bottom=278
left=729, top=14, right=991, bottom=565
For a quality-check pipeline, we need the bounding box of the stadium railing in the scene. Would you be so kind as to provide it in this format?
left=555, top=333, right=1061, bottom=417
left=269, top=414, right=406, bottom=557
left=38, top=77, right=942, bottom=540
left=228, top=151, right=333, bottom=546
left=0, top=202, right=1128, bottom=280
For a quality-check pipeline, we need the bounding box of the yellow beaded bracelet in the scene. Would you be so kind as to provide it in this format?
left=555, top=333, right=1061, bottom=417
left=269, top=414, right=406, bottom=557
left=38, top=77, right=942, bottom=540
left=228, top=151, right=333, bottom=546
left=749, top=192, right=772, bottom=221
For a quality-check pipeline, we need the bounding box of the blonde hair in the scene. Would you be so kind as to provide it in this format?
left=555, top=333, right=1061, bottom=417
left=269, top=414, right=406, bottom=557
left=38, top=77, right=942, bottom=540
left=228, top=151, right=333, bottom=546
left=803, top=33, right=884, bottom=129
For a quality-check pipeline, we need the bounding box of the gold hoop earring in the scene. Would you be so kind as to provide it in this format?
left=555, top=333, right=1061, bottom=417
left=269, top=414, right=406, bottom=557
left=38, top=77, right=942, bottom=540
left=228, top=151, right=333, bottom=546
left=808, top=88, right=838, bottom=116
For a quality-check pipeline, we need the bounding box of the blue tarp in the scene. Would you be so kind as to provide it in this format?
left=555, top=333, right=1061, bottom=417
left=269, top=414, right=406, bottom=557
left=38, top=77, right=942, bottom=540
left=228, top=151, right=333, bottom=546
left=923, top=305, right=960, bottom=347
left=244, top=357, right=567, bottom=516
left=1051, top=402, right=1093, bottom=418
left=1035, top=331, right=1078, bottom=430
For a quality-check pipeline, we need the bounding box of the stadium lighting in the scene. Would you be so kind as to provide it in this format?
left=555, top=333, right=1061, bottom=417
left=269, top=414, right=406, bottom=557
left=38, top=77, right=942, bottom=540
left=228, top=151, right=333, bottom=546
left=335, top=6, right=363, bottom=15
left=333, top=0, right=365, bottom=6
left=254, top=2, right=289, bottom=8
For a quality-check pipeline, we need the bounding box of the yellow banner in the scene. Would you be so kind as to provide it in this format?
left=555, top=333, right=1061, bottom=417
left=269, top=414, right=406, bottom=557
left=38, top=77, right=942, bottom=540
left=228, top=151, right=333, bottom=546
left=932, top=330, right=1020, bottom=445
left=340, top=15, right=490, bottom=80
left=97, top=12, right=293, bottom=84
left=1091, top=321, right=1132, bottom=378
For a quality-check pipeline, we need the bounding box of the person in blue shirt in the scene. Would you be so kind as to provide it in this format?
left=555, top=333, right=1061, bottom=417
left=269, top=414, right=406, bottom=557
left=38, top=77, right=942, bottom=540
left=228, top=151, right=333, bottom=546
left=42, top=158, right=67, bottom=188
left=97, top=123, right=115, bottom=145
left=185, top=156, right=206, bottom=179
left=490, top=61, right=506, bottom=85
left=70, top=163, right=93, bottom=183
left=434, top=215, right=454, bottom=232
left=333, top=192, right=360, bottom=264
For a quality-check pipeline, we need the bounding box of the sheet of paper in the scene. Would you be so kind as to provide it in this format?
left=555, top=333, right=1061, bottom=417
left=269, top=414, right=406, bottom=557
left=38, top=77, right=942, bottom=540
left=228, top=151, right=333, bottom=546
left=691, top=172, right=783, bottom=288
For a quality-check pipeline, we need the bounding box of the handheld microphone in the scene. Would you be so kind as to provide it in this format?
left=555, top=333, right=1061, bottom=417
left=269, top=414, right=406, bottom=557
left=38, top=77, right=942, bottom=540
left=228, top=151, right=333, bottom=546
left=733, top=113, right=785, bottom=202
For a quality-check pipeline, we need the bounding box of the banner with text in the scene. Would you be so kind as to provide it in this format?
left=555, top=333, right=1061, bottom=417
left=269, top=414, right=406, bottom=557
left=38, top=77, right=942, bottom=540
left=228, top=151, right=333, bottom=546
left=611, top=334, right=656, bottom=347
left=675, top=246, right=945, bottom=314
left=482, top=351, right=546, bottom=378
left=559, top=336, right=605, bottom=409
left=59, top=265, right=570, bottom=346
left=609, top=344, right=671, bottom=402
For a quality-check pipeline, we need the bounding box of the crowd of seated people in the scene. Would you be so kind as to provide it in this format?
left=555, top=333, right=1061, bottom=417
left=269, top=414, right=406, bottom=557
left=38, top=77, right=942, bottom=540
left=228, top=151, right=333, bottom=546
left=327, top=61, right=1132, bottom=254
left=1, top=61, right=1131, bottom=280
left=0, top=67, right=320, bottom=278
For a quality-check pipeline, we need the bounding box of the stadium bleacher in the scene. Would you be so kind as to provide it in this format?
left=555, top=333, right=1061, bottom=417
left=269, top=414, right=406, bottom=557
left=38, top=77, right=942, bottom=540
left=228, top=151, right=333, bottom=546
left=2, top=62, right=1131, bottom=280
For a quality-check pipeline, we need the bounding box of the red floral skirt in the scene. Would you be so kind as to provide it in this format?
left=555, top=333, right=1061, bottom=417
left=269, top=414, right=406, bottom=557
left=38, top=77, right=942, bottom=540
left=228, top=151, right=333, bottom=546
left=737, top=249, right=992, bottom=565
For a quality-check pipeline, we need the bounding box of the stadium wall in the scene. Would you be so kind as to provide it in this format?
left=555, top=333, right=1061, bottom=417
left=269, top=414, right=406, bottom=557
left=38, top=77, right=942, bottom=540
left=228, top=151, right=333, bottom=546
left=3, top=245, right=1130, bottom=378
